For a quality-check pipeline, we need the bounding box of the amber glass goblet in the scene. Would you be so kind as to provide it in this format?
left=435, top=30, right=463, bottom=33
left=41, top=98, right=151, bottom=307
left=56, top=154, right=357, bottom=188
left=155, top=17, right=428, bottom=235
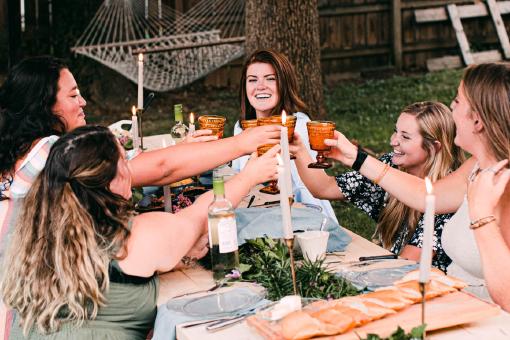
left=307, top=121, right=336, bottom=169
left=240, top=119, right=258, bottom=130
left=283, top=115, right=297, bottom=160
left=256, top=116, right=283, bottom=195
left=198, top=115, right=226, bottom=138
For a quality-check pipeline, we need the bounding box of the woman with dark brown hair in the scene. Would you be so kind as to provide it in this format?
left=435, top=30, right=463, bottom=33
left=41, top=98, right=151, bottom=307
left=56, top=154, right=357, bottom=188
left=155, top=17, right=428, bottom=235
left=1, top=125, right=279, bottom=339
left=232, top=49, right=338, bottom=223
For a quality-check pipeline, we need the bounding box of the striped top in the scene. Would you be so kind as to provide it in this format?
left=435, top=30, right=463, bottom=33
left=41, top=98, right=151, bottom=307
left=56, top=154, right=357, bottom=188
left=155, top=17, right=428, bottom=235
left=0, top=136, right=59, bottom=263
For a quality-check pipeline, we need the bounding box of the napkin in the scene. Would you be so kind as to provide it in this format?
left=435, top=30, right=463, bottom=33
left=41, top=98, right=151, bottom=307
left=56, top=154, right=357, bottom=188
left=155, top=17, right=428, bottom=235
left=152, top=288, right=269, bottom=340
left=235, top=207, right=352, bottom=252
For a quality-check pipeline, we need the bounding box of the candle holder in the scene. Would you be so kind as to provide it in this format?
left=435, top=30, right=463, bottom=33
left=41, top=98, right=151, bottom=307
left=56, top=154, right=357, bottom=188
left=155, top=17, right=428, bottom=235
left=136, top=108, right=145, bottom=150
left=285, top=196, right=298, bottom=295
left=198, top=115, right=226, bottom=138
left=307, top=121, right=336, bottom=169
left=285, top=237, right=298, bottom=295
left=419, top=281, right=427, bottom=339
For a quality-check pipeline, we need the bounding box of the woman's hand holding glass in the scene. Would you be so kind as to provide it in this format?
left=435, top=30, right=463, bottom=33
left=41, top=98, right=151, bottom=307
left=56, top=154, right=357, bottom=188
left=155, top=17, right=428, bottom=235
left=289, top=132, right=310, bottom=158
left=468, top=159, right=510, bottom=221
left=236, top=125, right=281, bottom=155
left=181, top=129, right=218, bottom=144
left=323, top=130, right=358, bottom=168
left=239, top=144, right=280, bottom=188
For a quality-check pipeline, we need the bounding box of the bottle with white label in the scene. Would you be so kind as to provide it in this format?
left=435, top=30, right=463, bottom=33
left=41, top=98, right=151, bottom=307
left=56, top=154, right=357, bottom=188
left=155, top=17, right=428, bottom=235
left=208, top=173, right=239, bottom=282
left=170, top=104, right=188, bottom=140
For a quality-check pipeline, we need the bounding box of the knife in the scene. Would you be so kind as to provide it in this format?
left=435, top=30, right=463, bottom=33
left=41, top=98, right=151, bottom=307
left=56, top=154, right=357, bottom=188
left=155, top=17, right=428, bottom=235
left=206, top=314, right=250, bottom=331
left=250, top=200, right=280, bottom=208
left=206, top=306, right=259, bottom=331
left=325, top=254, right=398, bottom=266
left=246, top=195, right=256, bottom=208
left=358, top=254, right=398, bottom=261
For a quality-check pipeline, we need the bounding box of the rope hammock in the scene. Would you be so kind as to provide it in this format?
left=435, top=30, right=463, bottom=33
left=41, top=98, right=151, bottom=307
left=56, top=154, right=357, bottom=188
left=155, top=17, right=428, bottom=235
left=71, top=0, right=245, bottom=91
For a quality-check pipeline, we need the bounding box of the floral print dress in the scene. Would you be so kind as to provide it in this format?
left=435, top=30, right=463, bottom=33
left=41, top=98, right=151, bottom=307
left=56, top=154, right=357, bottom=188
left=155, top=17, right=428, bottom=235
left=335, top=153, right=452, bottom=272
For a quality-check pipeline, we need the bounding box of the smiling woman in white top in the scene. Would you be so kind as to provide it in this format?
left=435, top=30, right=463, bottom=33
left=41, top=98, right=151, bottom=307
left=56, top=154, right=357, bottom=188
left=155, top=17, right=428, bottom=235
left=231, top=49, right=338, bottom=223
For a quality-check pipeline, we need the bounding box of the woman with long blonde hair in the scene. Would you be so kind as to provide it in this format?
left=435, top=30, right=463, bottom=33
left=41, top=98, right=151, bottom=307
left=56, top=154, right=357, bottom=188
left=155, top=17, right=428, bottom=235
left=291, top=102, right=465, bottom=272
left=1, top=125, right=279, bottom=338
left=326, top=63, right=510, bottom=310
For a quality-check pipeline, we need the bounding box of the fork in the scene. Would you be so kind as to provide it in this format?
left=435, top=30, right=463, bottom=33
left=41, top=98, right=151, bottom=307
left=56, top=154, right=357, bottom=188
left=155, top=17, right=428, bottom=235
left=171, top=280, right=228, bottom=299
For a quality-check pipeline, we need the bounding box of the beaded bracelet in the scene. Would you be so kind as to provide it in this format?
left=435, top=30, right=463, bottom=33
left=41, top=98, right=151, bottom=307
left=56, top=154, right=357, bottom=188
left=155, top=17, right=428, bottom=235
left=469, top=215, right=496, bottom=230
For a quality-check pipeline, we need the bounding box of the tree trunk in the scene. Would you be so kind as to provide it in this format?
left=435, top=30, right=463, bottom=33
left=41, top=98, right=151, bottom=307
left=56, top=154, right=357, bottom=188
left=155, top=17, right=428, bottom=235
left=245, top=0, right=326, bottom=119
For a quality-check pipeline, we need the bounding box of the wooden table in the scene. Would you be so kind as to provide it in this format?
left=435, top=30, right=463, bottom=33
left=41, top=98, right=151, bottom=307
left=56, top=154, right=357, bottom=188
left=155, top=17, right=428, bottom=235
left=157, top=227, right=510, bottom=339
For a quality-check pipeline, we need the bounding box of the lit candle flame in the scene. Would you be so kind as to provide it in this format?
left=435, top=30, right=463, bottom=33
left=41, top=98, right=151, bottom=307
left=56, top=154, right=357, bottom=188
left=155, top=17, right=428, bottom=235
left=138, top=53, right=144, bottom=62
left=190, top=112, right=195, bottom=124
left=425, top=177, right=433, bottom=194
left=281, top=110, right=287, bottom=125
left=132, top=105, right=136, bottom=116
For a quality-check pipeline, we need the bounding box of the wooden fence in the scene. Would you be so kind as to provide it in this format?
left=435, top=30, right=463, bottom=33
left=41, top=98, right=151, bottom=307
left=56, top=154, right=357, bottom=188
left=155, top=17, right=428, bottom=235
left=200, top=0, right=510, bottom=87
left=2, top=0, right=508, bottom=86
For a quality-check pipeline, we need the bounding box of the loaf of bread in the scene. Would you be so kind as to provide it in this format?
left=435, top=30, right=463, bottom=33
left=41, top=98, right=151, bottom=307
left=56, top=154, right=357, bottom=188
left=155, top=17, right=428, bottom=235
left=278, top=273, right=466, bottom=340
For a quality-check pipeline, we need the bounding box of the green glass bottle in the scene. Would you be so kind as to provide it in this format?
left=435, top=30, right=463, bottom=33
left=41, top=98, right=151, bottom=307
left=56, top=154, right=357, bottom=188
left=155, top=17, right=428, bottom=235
left=170, top=104, right=188, bottom=139
left=207, top=174, right=239, bottom=282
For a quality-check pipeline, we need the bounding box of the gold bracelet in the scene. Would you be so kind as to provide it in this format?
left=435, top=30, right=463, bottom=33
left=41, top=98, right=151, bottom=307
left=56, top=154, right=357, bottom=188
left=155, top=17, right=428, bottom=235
left=373, top=164, right=390, bottom=185
left=469, top=215, right=496, bottom=230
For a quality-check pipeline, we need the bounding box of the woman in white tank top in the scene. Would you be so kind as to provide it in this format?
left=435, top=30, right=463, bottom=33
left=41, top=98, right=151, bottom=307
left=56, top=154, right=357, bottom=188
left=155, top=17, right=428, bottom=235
left=323, top=63, right=510, bottom=312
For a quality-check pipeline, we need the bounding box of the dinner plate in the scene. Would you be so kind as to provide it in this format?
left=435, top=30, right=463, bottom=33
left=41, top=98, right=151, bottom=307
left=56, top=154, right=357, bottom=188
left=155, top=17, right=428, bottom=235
left=181, top=288, right=264, bottom=318
left=338, top=264, right=418, bottom=290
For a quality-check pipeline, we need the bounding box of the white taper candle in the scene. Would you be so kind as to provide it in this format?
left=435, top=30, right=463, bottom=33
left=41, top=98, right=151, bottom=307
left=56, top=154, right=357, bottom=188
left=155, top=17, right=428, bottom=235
left=419, top=177, right=435, bottom=283
left=137, top=53, right=144, bottom=110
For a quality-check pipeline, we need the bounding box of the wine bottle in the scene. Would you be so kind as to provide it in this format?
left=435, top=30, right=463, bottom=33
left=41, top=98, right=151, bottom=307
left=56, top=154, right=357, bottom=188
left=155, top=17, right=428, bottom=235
left=171, top=104, right=188, bottom=139
left=208, top=173, right=239, bottom=282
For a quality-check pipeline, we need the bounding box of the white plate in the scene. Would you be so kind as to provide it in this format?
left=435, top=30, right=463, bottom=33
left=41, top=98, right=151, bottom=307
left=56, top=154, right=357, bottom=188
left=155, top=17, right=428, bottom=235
left=181, top=288, right=264, bottom=317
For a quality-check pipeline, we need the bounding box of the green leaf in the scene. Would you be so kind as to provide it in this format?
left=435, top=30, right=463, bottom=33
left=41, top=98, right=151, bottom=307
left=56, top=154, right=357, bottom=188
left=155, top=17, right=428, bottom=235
left=238, top=263, right=251, bottom=273
left=410, top=324, right=426, bottom=338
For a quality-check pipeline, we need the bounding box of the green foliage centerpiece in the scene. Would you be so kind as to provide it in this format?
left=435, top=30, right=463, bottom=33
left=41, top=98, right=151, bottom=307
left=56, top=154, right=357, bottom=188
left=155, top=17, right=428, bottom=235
left=239, top=238, right=359, bottom=301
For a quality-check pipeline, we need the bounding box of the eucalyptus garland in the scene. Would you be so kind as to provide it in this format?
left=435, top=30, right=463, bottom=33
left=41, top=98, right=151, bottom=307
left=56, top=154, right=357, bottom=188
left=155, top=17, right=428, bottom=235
left=239, top=238, right=359, bottom=301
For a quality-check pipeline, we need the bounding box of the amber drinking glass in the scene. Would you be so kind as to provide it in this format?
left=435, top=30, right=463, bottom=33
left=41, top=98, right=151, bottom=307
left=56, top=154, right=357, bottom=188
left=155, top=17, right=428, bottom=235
left=255, top=115, right=298, bottom=194
left=307, top=121, right=336, bottom=169
left=198, top=115, right=226, bottom=138
left=240, top=119, right=258, bottom=130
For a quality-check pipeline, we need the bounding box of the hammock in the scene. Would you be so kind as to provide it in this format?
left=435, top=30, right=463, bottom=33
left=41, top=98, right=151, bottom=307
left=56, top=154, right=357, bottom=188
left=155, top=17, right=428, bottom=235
left=71, top=0, right=245, bottom=91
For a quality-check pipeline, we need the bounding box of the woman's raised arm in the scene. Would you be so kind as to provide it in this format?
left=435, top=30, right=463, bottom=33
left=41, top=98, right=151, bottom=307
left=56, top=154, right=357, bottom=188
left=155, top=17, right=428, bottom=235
left=129, top=125, right=281, bottom=187
left=290, top=132, right=343, bottom=200
left=324, top=130, right=474, bottom=214
left=120, top=145, right=280, bottom=275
